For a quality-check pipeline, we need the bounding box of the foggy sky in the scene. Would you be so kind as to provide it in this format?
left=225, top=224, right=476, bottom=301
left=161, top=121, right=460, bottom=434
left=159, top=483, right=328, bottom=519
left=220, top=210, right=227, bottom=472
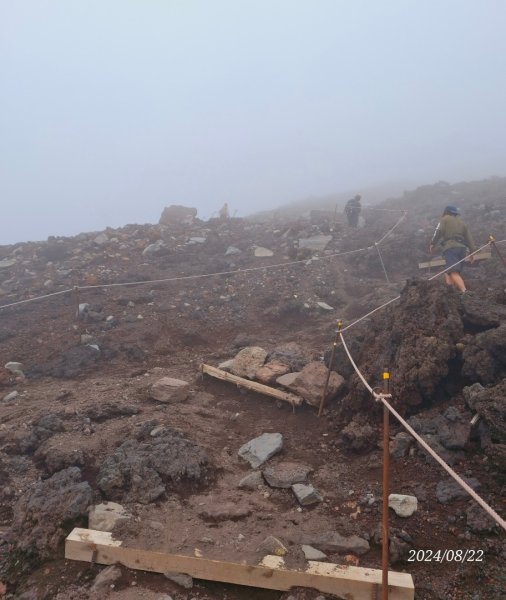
left=1, top=1, right=505, bottom=244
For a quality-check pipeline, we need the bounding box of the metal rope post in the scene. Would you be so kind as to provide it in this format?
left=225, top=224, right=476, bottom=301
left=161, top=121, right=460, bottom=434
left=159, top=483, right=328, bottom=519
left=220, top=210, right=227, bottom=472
left=489, top=235, right=506, bottom=267
left=382, top=370, right=390, bottom=600
left=318, top=320, right=342, bottom=417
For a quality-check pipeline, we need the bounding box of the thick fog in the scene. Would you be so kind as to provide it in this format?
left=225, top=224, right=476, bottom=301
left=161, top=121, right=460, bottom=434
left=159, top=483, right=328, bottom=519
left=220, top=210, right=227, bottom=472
left=1, top=1, right=505, bottom=244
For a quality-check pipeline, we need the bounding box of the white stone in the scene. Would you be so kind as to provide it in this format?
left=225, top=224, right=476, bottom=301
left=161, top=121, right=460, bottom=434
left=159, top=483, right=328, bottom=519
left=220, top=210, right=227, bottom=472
left=302, top=544, right=327, bottom=560
left=150, top=377, right=190, bottom=403
left=254, top=247, right=274, bottom=257
left=316, top=302, right=334, bottom=311
left=89, top=502, right=132, bottom=532
left=388, top=493, right=418, bottom=517
left=4, top=362, right=23, bottom=375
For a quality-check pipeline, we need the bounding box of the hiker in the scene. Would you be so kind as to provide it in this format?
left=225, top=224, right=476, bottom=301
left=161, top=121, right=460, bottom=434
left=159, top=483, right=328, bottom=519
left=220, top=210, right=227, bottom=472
left=219, top=202, right=229, bottom=219
left=344, top=194, right=362, bottom=227
left=429, top=205, right=475, bottom=293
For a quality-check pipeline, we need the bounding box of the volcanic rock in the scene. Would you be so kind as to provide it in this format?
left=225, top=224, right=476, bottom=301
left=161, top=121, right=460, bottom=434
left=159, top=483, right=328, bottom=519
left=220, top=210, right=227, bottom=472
left=9, top=467, right=92, bottom=559
left=262, top=462, right=312, bottom=488
left=230, top=346, right=268, bottom=379
left=238, top=433, right=283, bottom=468
left=284, top=361, right=344, bottom=407
left=97, top=426, right=210, bottom=503
left=149, top=377, right=190, bottom=403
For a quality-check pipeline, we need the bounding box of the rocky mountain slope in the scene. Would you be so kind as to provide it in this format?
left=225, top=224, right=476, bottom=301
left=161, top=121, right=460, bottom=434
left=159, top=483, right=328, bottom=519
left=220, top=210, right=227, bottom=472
left=0, top=179, right=505, bottom=600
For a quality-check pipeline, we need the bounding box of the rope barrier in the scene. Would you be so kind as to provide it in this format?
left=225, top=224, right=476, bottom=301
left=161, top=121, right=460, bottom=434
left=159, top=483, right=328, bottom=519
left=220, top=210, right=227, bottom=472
left=338, top=331, right=506, bottom=532
left=0, top=288, right=73, bottom=309
left=75, top=247, right=368, bottom=292
left=375, top=243, right=390, bottom=284
left=375, top=212, right=408, bottom=246
left=0, top=216, right=407, bottom=310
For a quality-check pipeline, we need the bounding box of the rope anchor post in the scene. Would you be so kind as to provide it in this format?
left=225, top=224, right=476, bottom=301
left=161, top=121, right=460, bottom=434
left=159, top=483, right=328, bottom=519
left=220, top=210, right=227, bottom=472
left=381, top=370, right=390, bottom=600
left=318, top=320, right=343, bottom=417
left=489, top=235, right=506, bottom=268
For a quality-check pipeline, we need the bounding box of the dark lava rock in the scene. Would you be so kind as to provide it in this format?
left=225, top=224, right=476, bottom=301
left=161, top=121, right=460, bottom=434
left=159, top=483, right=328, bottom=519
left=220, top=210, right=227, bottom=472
left=16, top=413, right=65, bottom=454
left=36, top=446, right=86, bottom=475
left=461, top=291, right=506, bottom=329
left=266, top=342, right=311, bottom=372
left=407, top=407, right=471, bottom=451
left=341, top=420, right=376, bottom=453
left=372, top=524, right=414, bottom=564
left=97, top=426, right=211, bottom=503
left=27, top=345, right=102, bottom=379
left=466, top=502, right=497, bottom=533
left=8, top=467, right=92, bottom=560
left=463, top=379, right=506, bottom=472
left=390, top=432, right=413, bottom=458
left=85, top=402, right=139, bottom=422
left=462, top=324, right=506, bottom=384
left=436, top=477, right=480, bottom=503
left=337, top=280, right=464, bottom=421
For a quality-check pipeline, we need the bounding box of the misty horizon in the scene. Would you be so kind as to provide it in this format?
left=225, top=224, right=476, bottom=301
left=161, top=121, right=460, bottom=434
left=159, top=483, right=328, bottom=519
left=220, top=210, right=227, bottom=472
left=2, top=1, right=506, bottom=244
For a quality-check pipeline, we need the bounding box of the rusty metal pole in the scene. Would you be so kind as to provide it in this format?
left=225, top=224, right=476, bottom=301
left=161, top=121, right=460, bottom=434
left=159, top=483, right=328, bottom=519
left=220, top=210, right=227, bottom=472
left=382, top=370, right=390, bottom=600
left=489, top=235, right=506, bottom=268
left=318, top=321, right=342, bottom=417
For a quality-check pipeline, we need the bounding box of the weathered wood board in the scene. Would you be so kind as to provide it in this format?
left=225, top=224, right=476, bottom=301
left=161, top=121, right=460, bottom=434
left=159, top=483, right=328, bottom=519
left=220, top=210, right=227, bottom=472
left=201, top=363, right=303, bottom=407
left=418, top=251, right=491, bottom=269
left=65, top=528, right=415, bottom=599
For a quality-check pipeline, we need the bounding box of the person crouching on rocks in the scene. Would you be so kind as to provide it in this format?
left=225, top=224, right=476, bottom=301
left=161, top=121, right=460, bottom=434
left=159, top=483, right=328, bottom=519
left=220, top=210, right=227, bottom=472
left=429, top=205, right=475, bottom=293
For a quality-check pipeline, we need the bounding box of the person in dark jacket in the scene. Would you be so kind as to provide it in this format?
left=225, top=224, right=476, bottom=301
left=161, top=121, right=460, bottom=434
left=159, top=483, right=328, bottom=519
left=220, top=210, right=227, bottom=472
left=429, top=205, right=475, bottom=292
left=345, top=194, right=361, bottom=227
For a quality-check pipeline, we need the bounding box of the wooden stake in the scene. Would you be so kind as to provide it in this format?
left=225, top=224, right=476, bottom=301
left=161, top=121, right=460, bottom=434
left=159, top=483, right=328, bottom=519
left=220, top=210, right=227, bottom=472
left=201, top=364, right=303, bottom=407
left=65, top=528, right=414, bottom=599
left=489, top=236, right=506, bottom=268
left=318, top=320, right=342, bottom=417
left=418, top=251, right=491, bottom=269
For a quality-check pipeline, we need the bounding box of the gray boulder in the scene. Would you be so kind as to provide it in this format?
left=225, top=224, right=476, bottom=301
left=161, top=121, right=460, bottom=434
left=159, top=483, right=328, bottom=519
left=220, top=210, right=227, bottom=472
left=263, top=462, right=312, bottom=488
left=238, top=433, right=283, bottom=468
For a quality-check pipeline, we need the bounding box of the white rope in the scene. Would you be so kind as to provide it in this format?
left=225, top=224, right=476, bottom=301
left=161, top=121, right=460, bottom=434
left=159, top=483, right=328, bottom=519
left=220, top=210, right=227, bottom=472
left=76, top=246, right=368, bottom=291
left=341, top=295, right=401, bottom=332
left=339, top=331, right=506, bottom=532
left=375, top=243, right=390, bottom=284
left=0, top=288, right=73, bottom=309
left=375, top=212, right=407, bottom=246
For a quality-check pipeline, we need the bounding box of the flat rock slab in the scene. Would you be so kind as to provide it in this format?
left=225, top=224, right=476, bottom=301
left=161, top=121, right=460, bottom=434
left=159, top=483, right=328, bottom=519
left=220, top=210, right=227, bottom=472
left=231, top=346, right=268, bottom=379
left=89, top=501, right=132, bottom=532
left=238, top=433, right=283, bottom=468
left=305, top=531, right=370, bottom=556
left=292, top=483, right=322, bottom=506
left=388, top=494, right=418, bottom=517
left=301, top=545, right=327, bottom=560
left=150, top=377, right=190, bottom=403
left=164, top=571, right=193, bottom=589
left=263, top=462, right=312, bottom=488
left=298, top=235, right=332, bottom=252
left=276, top=372, right=300, bottom=387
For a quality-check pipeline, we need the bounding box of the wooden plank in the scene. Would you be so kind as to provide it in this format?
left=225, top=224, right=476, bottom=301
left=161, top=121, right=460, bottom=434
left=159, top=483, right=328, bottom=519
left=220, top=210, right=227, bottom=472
left=66, top=528, right=414, bottom=599
left=418, top=251, right=491, bottom=269
left=201, top=363, right=303, bottom=407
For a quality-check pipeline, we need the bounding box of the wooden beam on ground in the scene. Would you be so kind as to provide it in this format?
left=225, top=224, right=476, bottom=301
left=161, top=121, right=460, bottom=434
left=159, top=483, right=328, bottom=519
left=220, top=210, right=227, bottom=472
left=418, top=251, right=491, bottom=270
left=66, top=528, right=414, bottom=599
left=200, top=363, right=303, bottom=407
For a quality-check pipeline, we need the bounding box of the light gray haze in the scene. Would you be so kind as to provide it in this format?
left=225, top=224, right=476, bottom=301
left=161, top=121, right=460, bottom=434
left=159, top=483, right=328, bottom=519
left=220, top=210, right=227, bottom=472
left=1, top=1, right=505, bottom=244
